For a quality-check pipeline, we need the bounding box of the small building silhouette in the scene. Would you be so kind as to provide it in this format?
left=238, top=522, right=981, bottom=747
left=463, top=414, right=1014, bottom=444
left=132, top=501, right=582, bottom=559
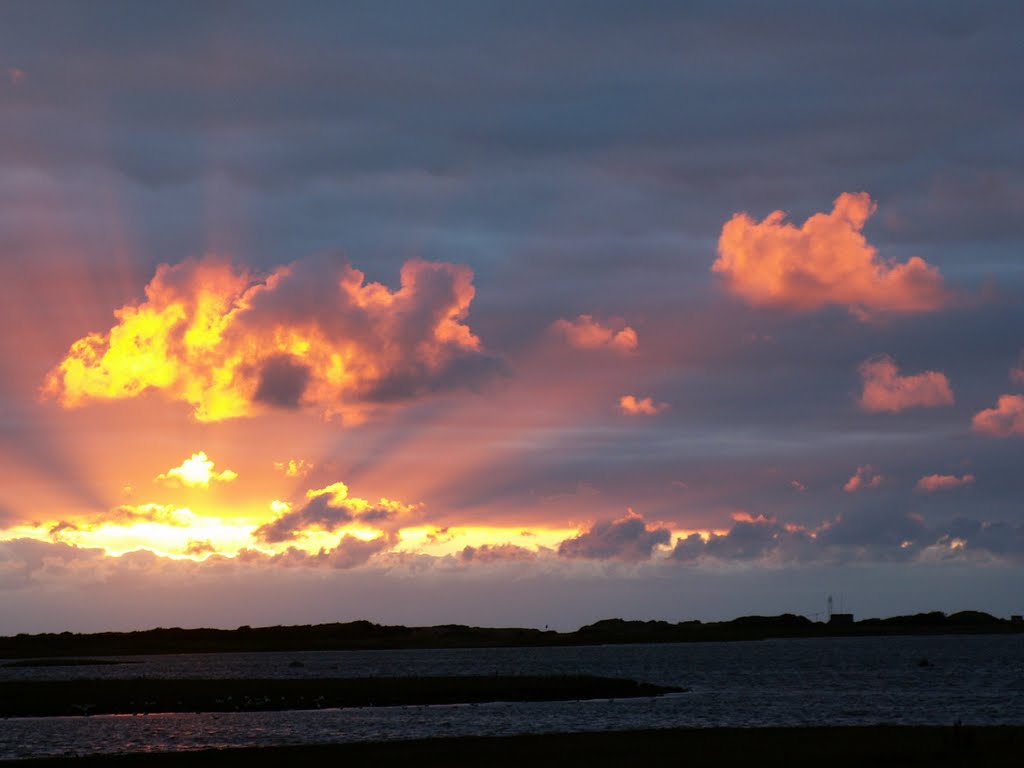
left=1012, top=615, right=1023, bottom=624
left=828, top=613, right=854, bottom=626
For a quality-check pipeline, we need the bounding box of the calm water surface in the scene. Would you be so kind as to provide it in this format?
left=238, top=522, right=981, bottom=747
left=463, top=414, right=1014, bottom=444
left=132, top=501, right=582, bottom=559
left=1, top=634, right=1022, bottom=760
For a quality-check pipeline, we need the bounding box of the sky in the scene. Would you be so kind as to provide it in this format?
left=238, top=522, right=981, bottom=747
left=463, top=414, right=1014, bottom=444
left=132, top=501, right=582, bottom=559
left=1, top=1, right=1023, bottom=634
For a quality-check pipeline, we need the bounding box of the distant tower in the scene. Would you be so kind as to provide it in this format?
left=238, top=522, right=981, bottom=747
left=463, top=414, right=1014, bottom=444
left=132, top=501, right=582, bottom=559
left=827, top=594, right=833, bottom=621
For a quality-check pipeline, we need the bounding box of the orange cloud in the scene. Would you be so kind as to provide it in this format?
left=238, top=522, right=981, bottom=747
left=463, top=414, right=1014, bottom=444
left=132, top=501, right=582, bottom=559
left=972, top=394, right=1024, bottom=437
left=843, top=465, right=883, bottom=492
left=274, top=458, right=313, bottom=478
left=618, top=395, right=669, bottom=415
left=858, top=355, right=953, bottom=412
left=42, top=256, right=497, bottom=422
left=552, top=314, right=637, bottom=352
left=6, top=67, right=24, bottom=86
left=713, top=192, right=946, bottom=318
left=916, top=474, right=975, bottom=493
left=156, top=451, right=237, bottom=488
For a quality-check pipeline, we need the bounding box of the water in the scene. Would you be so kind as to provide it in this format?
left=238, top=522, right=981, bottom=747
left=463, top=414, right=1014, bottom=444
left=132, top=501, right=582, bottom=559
left=1, top=634, right=1022, bottom=760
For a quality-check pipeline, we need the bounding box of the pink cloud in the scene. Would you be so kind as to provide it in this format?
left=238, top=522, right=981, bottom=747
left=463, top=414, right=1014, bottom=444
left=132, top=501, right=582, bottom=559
left=618, top=395, right=669, bottom=416
left=552, top=314, right=637, bottom=353
left=1010, top=353, right=1024, bottom=385
left=6, top=68, right=25, bottom=86
left=915, top=474, right=975, bottom=493
left=713, top=192, right=946, bottom=318
left=858, top=355, right=954, bottom=412
left=972, top=394, right=1024, bottom=437
left=843, top=465, right=883, bottom=493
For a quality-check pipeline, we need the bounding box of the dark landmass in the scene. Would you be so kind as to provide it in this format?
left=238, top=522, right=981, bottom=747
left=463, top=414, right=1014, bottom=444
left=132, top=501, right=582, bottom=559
left=1, top=610, right=1022, bottom=658
left=0, top=675, right=680, bottom=717
left=3, top=726, right=1022, bottom=768
left=2, top=658, right=140, bottom=668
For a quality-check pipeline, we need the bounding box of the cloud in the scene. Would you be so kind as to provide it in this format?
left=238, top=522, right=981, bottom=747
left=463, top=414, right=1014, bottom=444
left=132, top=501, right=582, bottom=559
left=672, top=514, right=815, bottom=563
left=156, top=451, right=237, bottom=488
left=5, top=67, right=24, bottom=87
left=972, top=394, right=1024, bottom=437
left=101, top=503, right=195, bottom=527
left=557, top=511, right=670, bottom=562
left=618, top=395, right=669, bottom=416
left=1011, top=352, right=1024, bottom=385
left=274, top=458, right=313, bottom=478
left=42, top=255, right=500, bottom=422
left=253, top=534, right=392, bottom=570
left=552, top=315, right=637, bottom=353
left=459, top=543, right=536, bottom=564
left=253, top=481, right=414, bottom=543
left=916, top=474, right=975, bottom=493
left=713, top=192, right=947, bottom=318
left=857, top=355, right=954, bottom=412
left=843, top=465, right=884, bottom=493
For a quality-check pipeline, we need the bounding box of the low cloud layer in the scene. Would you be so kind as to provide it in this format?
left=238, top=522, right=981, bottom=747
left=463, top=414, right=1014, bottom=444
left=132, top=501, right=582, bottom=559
left=714, top=193, right=947, bottom=318
left=858, top=356, right=954, bottom=412
left=43, top=256, right=500, bottom=422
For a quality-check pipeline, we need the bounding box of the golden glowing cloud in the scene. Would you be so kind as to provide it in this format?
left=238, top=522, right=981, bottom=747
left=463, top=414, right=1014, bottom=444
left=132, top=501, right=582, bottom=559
left=618, top=394, right=669, bottom=415
left=858, top=356, right=953, bottom=412
left=972, top=394, right=1024, bottom=437
left=156, top=451, right=237, bottom=488
left=714, top=192, right=947, bottom=318
left=916, top=474, right=975, bottom=492
left=43, top=256, right=494, bottom=422
left=553, top=314, right=638, bottom=352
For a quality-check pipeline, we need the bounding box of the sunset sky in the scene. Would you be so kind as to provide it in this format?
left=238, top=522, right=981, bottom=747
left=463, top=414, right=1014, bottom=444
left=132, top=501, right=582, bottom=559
left=2, top=2, right=1023, bottom=633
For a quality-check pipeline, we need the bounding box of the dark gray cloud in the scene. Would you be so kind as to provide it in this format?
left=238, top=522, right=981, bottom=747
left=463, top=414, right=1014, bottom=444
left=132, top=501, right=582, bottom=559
left=254, top=355, right=311, bottom=409
left=253, top=494, right=355, bottom=543
left=558, top=515, right=671, bottom=561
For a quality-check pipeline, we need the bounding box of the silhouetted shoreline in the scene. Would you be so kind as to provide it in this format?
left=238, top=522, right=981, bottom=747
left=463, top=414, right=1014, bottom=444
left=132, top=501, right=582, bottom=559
left=2, top=726, right=1021, bottom=767
left=2, top=611, right=1022, bottom=658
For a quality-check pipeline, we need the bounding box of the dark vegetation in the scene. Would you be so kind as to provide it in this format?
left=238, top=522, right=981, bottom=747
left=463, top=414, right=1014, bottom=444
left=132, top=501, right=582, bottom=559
left=1, top=611, right=1021, bottom=658
left=3, top=726, right=1022, bottom=768
left=0, top=675, right=679, bottom=717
